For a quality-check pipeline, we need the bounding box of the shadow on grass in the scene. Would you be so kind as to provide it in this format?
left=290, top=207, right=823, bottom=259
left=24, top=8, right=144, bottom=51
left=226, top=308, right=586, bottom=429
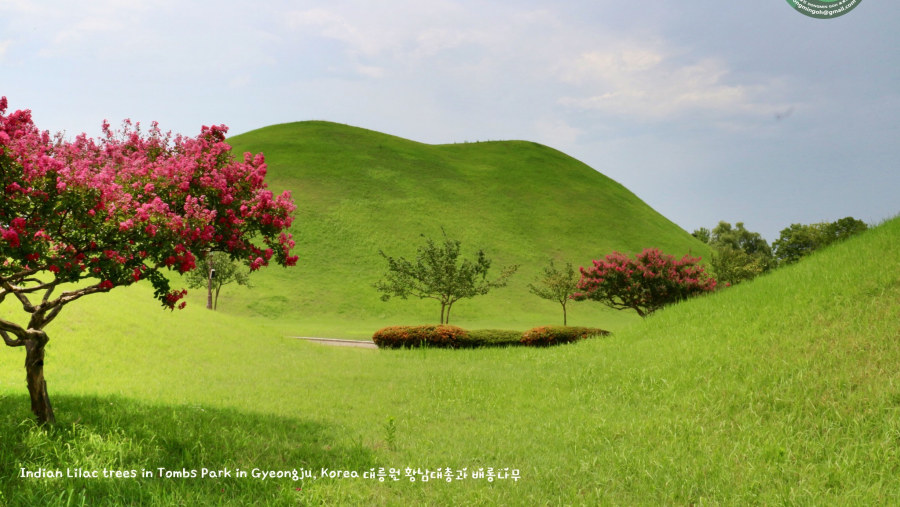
left=0, top=394, right=375, bottom=505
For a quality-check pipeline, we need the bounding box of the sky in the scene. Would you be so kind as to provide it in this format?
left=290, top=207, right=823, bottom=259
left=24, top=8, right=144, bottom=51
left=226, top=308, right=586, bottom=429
left=1, top=0, right=897, bottom=241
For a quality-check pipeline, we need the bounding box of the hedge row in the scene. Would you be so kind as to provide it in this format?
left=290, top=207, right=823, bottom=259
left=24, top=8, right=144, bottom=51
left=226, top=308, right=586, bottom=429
left=371, top=325, right=608, bottom=349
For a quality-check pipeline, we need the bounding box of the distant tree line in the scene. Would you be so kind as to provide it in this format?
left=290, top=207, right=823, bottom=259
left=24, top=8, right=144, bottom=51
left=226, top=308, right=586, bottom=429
left=692, top=217, right=868, bottom=286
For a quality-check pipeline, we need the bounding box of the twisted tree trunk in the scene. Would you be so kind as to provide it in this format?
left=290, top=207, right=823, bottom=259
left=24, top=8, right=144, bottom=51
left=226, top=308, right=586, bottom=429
left=24, top=332, right=55, bottom=425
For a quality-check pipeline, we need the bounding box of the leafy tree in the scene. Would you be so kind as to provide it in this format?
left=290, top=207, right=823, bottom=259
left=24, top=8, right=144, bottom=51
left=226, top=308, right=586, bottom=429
left=824, top=216, right=868, bottom=244
left=772, top=223, right=826, bottom=264
left=374, top=231, right=518, bottom=324
left=691, top=227, right=711, bottom=244
left=773, top=217, right=867, bottom=265
left=709, top=247, right=766, bottom=287
left=185, top=251, right=252, bottom=310
left=574, top=248, right=716, bottom=317
left=528, top=260, right=580, bottom=326
left=708, top=221, right=773, bottom=259
left=0, top=98, right=297, bottom=425
left=693, top=221, right=773, bottom=285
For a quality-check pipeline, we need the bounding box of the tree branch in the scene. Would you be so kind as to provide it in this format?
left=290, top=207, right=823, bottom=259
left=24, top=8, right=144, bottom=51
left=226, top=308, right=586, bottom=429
left=0, top=320, right=27, bottom=347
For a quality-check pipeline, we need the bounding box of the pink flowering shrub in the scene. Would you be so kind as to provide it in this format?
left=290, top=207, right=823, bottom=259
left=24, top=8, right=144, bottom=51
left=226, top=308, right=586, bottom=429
left=0, top=97, right=298, bottom=424
left=574, top=248, right=716, bottom=317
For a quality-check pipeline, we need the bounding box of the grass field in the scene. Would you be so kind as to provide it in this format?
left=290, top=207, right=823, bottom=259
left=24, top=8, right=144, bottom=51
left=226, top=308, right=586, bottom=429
left=1, top=205, right=897, bottom=504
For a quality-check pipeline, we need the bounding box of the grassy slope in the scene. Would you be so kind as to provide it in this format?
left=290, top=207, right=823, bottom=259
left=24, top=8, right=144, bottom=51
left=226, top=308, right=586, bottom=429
left=1, top=213, right=897, bottom=504
left=222, top=121, right=709, bottom=337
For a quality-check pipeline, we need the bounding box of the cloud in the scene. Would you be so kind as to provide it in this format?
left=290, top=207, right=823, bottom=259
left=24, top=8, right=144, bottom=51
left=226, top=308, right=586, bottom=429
left=557, top=46, right=769, bottom=120
left=0, top=40, right=10, bottom=60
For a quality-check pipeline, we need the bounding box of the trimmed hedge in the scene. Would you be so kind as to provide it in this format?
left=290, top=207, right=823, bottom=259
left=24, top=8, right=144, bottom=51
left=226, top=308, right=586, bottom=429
left=464, top=329, right=524, bottom=348
left=372, top=325, right=468, bottom=349
left=520, top=326, right=610, bottom=347
left=372, top=325, right=608, bottom=349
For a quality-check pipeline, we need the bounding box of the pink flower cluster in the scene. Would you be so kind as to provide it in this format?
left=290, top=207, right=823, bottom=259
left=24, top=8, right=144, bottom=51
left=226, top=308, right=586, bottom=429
left=0, top=97, right=299, bottom=308
left=575, top=248, right=717, bottom=317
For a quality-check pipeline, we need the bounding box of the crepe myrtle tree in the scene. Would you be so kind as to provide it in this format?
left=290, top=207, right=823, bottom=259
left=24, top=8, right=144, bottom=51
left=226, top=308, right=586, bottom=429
left=575, top=248, right=716, bottom=318
left=0, top=98, right=298, bottom=425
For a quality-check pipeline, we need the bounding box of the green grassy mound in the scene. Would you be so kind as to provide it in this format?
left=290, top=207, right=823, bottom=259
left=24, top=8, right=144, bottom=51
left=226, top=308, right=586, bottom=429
left=221, top=121, right=709, bottom=336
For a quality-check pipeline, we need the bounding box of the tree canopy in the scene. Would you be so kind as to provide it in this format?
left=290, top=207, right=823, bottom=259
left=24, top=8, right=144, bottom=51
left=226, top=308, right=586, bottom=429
left=0, top=97, right=297, bottom=424
left=575, top=248, right=716, bottom=317
left=374, top=231, right=518, bottom=324
left=528, top=260, right=580, bottom=326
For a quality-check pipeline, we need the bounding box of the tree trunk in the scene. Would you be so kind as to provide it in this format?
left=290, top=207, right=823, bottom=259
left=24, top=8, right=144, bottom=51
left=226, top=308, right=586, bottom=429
left=206, top=255, right=214, bottom=310
left=24, top=335, right=55, bottom=425
left=562, top=303, right=567, bottom=326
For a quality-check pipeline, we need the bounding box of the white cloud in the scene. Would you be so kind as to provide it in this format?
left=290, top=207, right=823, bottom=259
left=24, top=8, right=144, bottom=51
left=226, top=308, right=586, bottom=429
left=556, top=46, right=770, bottom=120
left=0, top=40, right=10, bottom=60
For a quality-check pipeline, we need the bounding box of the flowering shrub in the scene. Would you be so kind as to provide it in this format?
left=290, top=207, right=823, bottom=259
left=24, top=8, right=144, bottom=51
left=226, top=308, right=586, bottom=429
left=519, top=326, right=608, bottom=347
left=0, top=97, right=298, bottom=424
left=372, top=326, right=605, bottom=348
left=574, top=248, right=716, bottom=317
left=372, top=325, right=468, bottom=349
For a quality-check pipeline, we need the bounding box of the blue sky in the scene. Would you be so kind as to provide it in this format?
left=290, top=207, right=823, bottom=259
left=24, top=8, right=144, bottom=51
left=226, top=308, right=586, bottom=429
left=1, top=0, right=897, bottom=241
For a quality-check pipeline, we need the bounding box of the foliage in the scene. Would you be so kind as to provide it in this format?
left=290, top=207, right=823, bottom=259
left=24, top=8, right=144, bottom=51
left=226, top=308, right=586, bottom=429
left=528, top=260, right=581, bottom=325
left=709, top=247, right=767, bottom=287
left=575, top=248, right=716, bottom=317
left=372, top=325, right=469, bottom=349
left=0, top=97, right=297, bottom=424
left=694, top=221, right=774, bottom=285
left=465, top=329, right=524, bottom=347
left=371, top=325, right=601, bottom=348
left=519, top=326, right=608, bottom=347
left=184, top=251, right=252, bottom=310
left=773, top=217, right=868, bottom=264
left=373, top=230, right=518, bottom=324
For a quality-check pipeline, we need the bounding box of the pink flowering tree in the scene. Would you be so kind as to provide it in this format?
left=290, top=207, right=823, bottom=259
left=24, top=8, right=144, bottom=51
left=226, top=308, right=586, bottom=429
left=574, top=248, right=716, bottom=318
left=0, top=97, right=297, bottom=425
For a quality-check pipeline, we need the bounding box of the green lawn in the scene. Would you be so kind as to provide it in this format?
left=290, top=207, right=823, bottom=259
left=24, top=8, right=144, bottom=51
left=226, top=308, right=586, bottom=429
left=1, top=214, right=898, bottom=504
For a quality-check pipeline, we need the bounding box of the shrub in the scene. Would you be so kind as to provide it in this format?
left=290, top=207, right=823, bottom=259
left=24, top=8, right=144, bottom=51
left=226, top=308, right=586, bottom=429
left=372, top=325, right=468, bottom=349
left=373, top=326, right=607, bottom=349
left=575, top=248, right=716, bottom=317
left=463, top=329, right=523, bottom=348
left=520, top=326, right=609, bottom=347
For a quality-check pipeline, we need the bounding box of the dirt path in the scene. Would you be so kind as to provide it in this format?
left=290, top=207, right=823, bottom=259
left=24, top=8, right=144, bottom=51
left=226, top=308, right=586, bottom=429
left=291, top=336, right=377, bottom=349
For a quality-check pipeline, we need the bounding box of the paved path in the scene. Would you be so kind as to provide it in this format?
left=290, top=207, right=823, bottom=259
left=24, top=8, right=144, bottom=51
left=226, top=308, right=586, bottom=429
left=291, top=336, right=378, bottom=349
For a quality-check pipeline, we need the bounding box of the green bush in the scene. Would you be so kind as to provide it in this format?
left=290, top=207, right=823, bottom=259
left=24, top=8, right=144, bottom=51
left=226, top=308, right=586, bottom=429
left=520, top=326, right=609, bottom=347
left=372, top=325, right=468, bottom=349
left=463, top=329, right=523, bottom=348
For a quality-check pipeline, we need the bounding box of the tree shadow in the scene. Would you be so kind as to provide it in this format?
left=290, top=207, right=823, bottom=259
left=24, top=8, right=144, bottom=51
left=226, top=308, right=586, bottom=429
left=0, top=393, right=376, bottom=505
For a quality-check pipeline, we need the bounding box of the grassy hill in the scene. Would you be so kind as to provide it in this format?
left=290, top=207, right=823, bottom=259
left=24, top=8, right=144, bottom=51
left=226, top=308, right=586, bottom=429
left=220, top=121, right=709, bottom=336
left=1, top=208, right=896, bottom=503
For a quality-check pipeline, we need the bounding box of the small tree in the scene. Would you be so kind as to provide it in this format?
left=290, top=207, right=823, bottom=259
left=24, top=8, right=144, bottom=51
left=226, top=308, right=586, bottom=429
left=528, top=260, right=580, bottom=326
left=575, top=248, right=716, bottom=317
left=374, top=231, right=518, bottom=324
left=185, top=251, right=251, bottom=310
left=0, top=98, right=297, bottom=425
